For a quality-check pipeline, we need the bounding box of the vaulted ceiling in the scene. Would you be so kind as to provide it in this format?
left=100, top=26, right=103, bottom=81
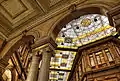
left=0, top=0, right=120, bottom=41
left=0, top=0, right=69, bottom=39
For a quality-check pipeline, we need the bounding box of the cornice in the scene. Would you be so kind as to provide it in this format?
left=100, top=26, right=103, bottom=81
left=32, top=36, right=57, bottom=56
left=8, top=0, right=85, bottom=41
left=32, top=36, right=57, bottom=50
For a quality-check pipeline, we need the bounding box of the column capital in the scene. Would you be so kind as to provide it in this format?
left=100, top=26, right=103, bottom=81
left=29, top=50, right=42, bottom=61
left=33, top=43, right=56, bottom=56
left=32, top=36, right=57, bottom=56
left=32, top=36, right=57, bottom=49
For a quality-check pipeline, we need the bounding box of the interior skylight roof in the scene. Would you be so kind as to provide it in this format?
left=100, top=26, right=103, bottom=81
left=49, top=14, right=116, bottom=81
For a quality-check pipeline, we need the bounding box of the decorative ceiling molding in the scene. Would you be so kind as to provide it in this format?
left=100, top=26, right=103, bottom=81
left=26, top=29, right=41, bottom=41
left=50, top=0, right=62, bottom=6
left=2, top=0, right=86, bottom=40
left=8, top=0, right=72, bottom=40
left=0, top=0, right=44, bottom=28
left=35, top=0, right=50, bottom=12
left=1, top=0, right=27, bottom=19
left=0, top=32, right=7, bottom=40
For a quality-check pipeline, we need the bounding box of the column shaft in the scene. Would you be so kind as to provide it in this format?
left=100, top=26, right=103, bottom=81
left=38, top=50, right=51, bottom=81
left=26, top=55, right=41, bottom=81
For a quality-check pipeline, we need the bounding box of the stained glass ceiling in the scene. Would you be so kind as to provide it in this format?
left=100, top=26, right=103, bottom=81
left=49, top=14, right=116, bottom=81
left=56, top=14, right=116, bottom=49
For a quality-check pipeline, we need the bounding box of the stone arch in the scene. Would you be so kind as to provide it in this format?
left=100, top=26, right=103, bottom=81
left=49, top=2, right=117, bottom=39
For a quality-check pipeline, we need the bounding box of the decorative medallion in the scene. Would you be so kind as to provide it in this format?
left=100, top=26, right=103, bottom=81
left=81, top=18, right=91, bottom=27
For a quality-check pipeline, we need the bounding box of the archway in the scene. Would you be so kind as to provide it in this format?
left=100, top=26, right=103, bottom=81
left=49, top=6, right=117, bottom=81
left=51, top=6, right=111, bottom=38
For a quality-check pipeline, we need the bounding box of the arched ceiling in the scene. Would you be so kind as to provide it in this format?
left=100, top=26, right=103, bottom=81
left=0, top=0, right=70, bottom=39
left=0, top=0, right=120, bottom=41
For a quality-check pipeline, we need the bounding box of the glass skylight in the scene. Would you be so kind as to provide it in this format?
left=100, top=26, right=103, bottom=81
left=50, top=50, right=76, bottom=70
left=49, top=71, right=70, bottom=81
left=49, top=14, right=116, bottom=81
left=56, top=14, right=116, bottom=49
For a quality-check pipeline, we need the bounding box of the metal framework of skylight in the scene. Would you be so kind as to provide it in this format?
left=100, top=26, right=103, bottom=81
left=49, top=14, right=116, bottom=81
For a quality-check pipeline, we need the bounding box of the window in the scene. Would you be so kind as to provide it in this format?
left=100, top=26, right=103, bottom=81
left=89, top=54, right=95, bottom=67
left=96, top=53, right=102, bottom=64
left=88, top=48, right=114, bottom=69
left=95, top=51, right=105, bottom=64
left=104, top=49, right=113, bottom=62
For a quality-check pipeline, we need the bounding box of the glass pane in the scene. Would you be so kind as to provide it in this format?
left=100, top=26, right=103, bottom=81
left=95, top=51, right=105, bottom=64
left=90, top=57, right=95, bottom=66
left=100, top=54, right=105, bottom=63
left=105, top=49, right=113, bottom=61
left=106, top=52, right=113, bottom=61
left=89, top=54, right=95, bottom=66
left=96, top=55, right=101, bottom=64
left=50, top=50, right=76, bottom=70
left=49, top=71, right=70, bottom=81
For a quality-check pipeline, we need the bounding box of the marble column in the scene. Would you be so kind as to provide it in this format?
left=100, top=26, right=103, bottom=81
left=26, top=52, right=42, bottom=81
left=37, top=47, right=52, bottom=81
